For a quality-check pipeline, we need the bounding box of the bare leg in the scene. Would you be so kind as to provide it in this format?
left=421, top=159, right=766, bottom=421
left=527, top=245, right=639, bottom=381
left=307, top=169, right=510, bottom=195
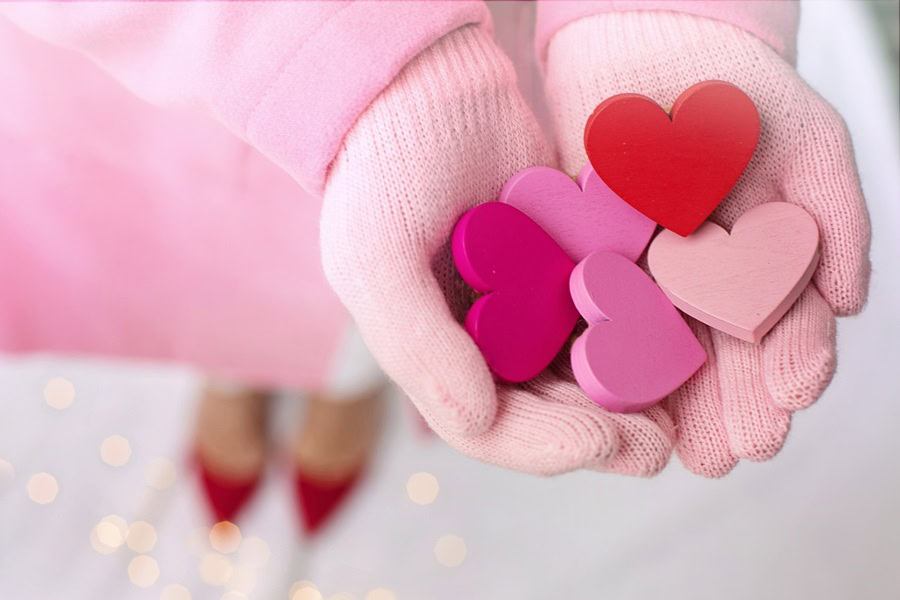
left=292, top=387, right=385, bottom=482
left=195, top=383, right=268, bottom=481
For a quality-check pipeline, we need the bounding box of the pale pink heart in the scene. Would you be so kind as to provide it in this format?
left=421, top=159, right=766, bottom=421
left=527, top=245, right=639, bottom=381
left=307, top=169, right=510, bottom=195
left=570, top=251, right=706, bottom=413
left=501, top=164, right=656, bottom=263
left=647, top=202, right=820, bottom=343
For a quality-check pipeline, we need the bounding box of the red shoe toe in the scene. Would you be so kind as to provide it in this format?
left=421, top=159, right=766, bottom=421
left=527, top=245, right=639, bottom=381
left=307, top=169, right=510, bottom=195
left=294, top=470, right=361, bottom=534
left=197, top=459, right=260, bottom=524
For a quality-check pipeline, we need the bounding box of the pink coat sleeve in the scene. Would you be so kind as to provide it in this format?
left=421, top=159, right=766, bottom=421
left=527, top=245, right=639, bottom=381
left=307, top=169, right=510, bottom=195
left=0, top=1, right=491, bottom=195
left=536, top=0, right=799, bottom=66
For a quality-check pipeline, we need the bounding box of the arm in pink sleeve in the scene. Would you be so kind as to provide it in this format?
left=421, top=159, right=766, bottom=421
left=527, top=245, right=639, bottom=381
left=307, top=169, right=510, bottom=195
left=536, top=0, right=799, bottom=66
left=0, top=1, right=490, bottom=195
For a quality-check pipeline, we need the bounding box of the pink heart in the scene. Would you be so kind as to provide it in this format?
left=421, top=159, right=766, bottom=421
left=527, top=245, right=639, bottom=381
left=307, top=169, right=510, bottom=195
left=501, top=164, right=656, bottom=262
left=570, top=252, right=706, bottom=413
left=452, top=202, right=579, bottom=383
left=647, top=202, right=820, bottom=343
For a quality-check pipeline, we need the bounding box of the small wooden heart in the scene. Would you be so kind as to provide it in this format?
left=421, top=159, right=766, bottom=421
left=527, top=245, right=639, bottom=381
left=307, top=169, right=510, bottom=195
left=501, top=164, right=655, bottom=263
left=585, top=80, right=760, bottom=237
left=452, top=202, right=579, bottom=382
left=647, top=202, right=820, bottom=343
left=570, top=252, right=706, bottom=413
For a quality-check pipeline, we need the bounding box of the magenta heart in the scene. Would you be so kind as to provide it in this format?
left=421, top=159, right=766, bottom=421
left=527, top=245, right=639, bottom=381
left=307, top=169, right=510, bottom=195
left=570, top=252, right=706, bottom=413
left=452, top=202, right=579, bottom=383
left=501, top=164, right=656, bottom=262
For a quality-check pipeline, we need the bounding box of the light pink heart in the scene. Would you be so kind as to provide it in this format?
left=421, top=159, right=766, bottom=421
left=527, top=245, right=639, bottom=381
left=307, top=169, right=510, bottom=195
left=570, top=252, right=706, bottom=413
left=647, top=202, right=820, bottom=343
left=501, top=164, right=656, bottom=263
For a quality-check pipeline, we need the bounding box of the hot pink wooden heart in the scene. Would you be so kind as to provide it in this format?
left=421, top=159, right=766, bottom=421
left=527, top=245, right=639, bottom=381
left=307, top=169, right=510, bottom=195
left=570, top=252, right=706, bottom=413
left=452, top=202, right=579, bottom=382
left=647, top=202, right=820, bottom=343
left=501, top=164, right=656, bottom=262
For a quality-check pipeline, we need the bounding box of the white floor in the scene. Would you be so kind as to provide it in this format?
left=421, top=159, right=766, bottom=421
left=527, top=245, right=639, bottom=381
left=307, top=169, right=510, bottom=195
left=1, top=1, right=899, bottom=599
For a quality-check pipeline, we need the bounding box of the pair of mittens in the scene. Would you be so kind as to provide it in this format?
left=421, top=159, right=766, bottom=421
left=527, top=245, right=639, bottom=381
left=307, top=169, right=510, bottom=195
left=453, top=81, right=819, bottom=413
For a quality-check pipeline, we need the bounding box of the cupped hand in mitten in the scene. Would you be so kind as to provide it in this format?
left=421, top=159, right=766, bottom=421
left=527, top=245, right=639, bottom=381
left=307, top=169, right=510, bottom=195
left=544, top=11, right=870, bottom=476
left=321, top=26, right=676, bottom=477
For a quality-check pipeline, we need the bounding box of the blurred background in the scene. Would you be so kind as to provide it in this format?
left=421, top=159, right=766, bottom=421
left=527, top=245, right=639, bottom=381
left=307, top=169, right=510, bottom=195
left=1, top=1, right=898, bottom=599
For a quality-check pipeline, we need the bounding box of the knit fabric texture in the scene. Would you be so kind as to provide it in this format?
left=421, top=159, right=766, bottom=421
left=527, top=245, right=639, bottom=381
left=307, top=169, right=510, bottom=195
left=321, top=26, right=677, bottom=477
left=544, top=11, right=870, bottom=476
left=5, top=3, right=867, bottom=478
left=535, top=0, right=800, bottom=67
left=0, top=1, right=491, bottom=197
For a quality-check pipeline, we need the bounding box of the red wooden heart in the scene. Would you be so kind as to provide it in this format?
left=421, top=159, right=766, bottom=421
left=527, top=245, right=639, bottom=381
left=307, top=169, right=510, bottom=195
left=584, top=80, right=760, bottom=237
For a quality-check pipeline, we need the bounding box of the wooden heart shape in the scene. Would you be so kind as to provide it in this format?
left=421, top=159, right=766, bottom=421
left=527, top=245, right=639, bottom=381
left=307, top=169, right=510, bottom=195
left=570, top=252, right=706, bottom=413
left=647, top=202, right=820, bottom=343
left=584, top=80, right=760, bottom=237
left=452, top=202, right=579, bottom=382
left=501, top=164, right=656, bottom=262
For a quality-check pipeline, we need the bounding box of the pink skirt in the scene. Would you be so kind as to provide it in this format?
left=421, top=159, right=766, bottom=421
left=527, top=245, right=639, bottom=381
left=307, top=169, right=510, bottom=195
left=0, top=19, right=351, bottom=390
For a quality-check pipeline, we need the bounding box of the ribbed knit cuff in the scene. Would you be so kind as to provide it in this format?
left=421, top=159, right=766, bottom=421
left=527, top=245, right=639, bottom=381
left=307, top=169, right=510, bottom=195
left=536, top=0, right=799, bottom=68
left=245, top=1, right=491, bottom=196
left=335, top=23, right=537, bottom=183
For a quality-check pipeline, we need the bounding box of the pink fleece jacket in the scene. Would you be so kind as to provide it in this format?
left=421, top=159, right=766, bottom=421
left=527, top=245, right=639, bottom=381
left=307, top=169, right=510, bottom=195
left=0, top=1, right=798, bottom=389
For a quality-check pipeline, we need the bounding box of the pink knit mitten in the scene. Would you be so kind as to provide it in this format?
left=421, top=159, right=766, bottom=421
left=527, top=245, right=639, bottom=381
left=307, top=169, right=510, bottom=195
left=544, top=12, right=871, bottom=476
left=321, top=26, right=675, bottom=476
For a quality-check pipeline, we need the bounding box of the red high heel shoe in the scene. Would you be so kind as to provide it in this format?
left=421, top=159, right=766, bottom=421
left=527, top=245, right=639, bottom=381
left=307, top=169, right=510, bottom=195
left=292, top=389, right=385, bottom=534
left=194, top=384, right=268, bottom=523
left=294, top=469, right=362, bottom=534
left=197, top=462, right=260, bottom=523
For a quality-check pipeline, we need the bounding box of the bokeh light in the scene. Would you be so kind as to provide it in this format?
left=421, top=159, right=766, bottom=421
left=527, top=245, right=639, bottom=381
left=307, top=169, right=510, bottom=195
left=97, top=521, right=125, bottom=548
left=364, top=589, right=397, bottom=600
left=127, top=520, right=158, bottom=553
left=128, top=555, right=160, bottom=587
left=290, top=580, right=322, bottom=600
left=27, top=472, right=58, bottom=504
left=0, top=458, right=14, bottom=484
left=90, top=529, right=117, bottom=555
left=405, top=472, right=439, bottom=505
left=434, top=534, right=467, bottom=567
left=209, top=521, right=241, bottom=554
left=100, top=434, right=132, bottom=467
left=43, top=377, right=75, bottom=410
left=90, top=514, right=128, bottom=554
